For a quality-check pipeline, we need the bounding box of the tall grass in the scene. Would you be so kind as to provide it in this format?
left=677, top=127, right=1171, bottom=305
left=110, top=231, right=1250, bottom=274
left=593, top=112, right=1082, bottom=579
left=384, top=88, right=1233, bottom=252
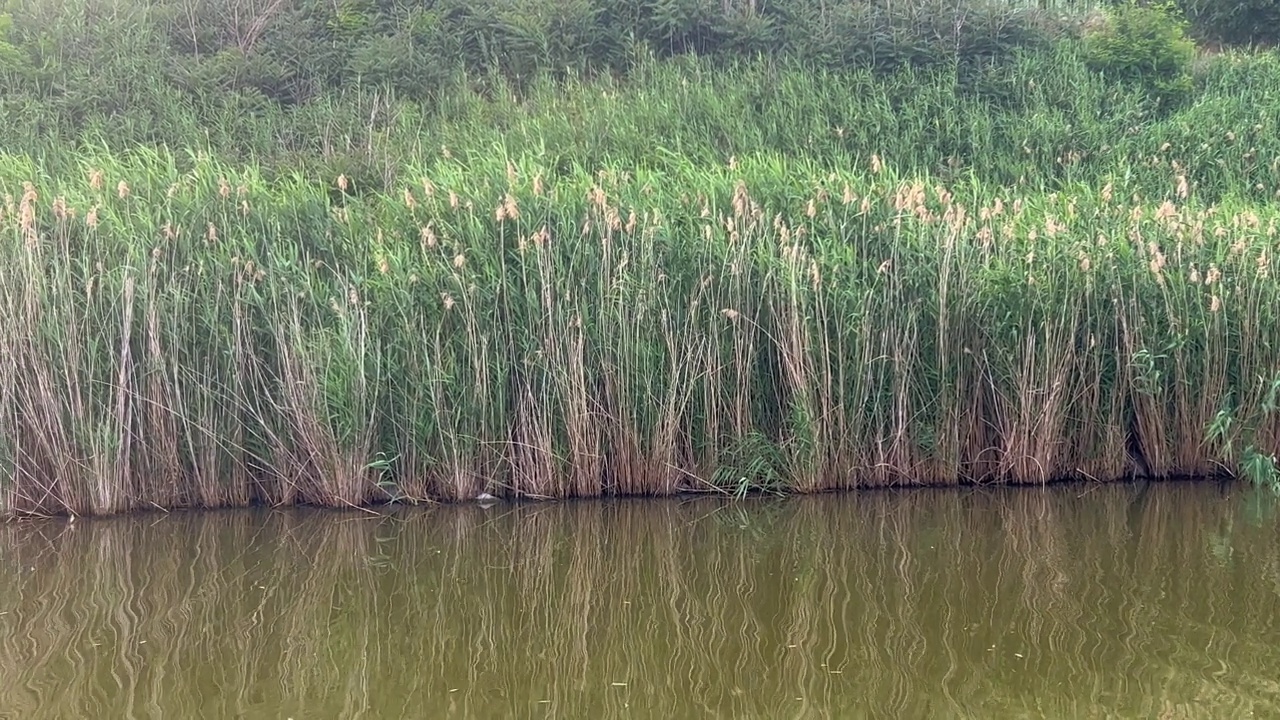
left=2, top=50, right=1279, bottom=517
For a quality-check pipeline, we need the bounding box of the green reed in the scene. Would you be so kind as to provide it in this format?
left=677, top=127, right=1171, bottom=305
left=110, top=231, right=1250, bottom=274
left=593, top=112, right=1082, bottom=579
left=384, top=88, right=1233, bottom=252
left=2, top=135, right=1279, bottom=516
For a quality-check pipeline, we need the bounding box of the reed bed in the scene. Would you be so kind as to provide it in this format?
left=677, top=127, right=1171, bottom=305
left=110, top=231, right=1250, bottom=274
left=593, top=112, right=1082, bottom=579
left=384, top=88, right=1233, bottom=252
left=2, top=133, right=1279, bottom=517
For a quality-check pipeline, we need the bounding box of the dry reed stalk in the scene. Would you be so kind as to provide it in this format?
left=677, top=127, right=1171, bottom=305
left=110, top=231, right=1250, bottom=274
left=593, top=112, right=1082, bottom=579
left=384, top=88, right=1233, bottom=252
left=141, top=276, right=185, bottom=508
left=226, top=291, right=255, bottom=507
left=267, top=297, right=377, bottom=507
left=558, top=314, right=604, bottom=497
left=997, top=320, right=1077, bottom=483
left=1066, top=319, right=1129, bottom=483
left=775, top=242, right=823, bottom=491
left=1171, top=321, right=1227, bottom=476
left=510, top=382, right=559, bottom=498
left=1118, top=302, right=1172, bottom=478
left=883, top=315, right=922, bottom=486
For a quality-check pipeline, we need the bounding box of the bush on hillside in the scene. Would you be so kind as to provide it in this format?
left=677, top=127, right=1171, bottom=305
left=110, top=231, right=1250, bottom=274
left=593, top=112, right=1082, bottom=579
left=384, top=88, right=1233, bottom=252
left=1084, top=1, right=1195, bottom=105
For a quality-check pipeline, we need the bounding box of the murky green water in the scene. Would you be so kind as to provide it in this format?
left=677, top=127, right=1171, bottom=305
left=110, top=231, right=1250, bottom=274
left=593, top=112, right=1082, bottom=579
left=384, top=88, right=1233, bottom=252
left=3, top=483, right=1280, bottom=719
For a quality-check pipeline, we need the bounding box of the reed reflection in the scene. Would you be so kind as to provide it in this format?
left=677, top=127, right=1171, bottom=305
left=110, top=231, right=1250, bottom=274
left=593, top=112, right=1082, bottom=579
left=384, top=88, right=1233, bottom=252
left=2, top=483, right=1279, bottom=719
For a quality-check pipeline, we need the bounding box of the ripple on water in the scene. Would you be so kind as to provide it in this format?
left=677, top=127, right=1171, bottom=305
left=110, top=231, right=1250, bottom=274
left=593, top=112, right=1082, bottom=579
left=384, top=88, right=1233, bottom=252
left=2, top=483, right=1280, bottom=719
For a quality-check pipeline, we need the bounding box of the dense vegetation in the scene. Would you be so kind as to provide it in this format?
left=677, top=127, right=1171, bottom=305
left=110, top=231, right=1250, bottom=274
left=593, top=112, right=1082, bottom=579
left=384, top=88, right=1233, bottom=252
left=2, top=0, right=1279, bottom=516
left=5, top=0, right=1272, bottom=166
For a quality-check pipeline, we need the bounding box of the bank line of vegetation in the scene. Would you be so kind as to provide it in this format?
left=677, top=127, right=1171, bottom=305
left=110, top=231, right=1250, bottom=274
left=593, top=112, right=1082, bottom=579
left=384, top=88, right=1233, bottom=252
left=2, top=0, right=1279, bottom=516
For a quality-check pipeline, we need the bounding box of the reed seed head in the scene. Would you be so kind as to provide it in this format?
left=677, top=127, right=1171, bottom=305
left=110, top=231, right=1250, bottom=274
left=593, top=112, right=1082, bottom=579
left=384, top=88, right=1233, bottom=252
left=977, top=226, right=993, bottom=247
left=1149, top=251, right=1166, bottom=276
left=1044, top=216, right=1064, bottom=237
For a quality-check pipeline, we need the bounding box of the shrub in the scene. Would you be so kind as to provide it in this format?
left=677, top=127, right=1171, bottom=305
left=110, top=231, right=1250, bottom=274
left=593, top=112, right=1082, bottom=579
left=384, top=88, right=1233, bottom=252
left=1179, top=0, right=1280, bottom=46
left=1084, top=1, right=1196, bottom=104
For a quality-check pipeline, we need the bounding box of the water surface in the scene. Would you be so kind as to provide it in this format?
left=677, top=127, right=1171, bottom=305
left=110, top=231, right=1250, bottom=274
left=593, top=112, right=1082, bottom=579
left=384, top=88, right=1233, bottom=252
left=3, top=482, right=1280, bottom=719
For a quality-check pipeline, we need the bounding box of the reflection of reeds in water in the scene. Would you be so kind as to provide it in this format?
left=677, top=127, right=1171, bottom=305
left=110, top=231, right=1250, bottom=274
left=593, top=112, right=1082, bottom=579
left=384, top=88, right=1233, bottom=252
left=3, top=486, right=1280, bottom=718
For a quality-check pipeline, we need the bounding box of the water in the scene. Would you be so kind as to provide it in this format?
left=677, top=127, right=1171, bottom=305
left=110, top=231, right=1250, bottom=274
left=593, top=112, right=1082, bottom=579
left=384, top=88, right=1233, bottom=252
left=2, top=482, right=1280, bottom=719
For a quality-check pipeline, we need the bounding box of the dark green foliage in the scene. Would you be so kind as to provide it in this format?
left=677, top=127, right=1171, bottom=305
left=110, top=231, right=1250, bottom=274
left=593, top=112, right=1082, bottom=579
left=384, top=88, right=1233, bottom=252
left=0, top=0, right=1071, bottom=154
left=0, top=13, right=29, bottom=78
left=1179, top=0, right=1280, bottom=46
left=1085, top=1, right=1196, bottom=104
